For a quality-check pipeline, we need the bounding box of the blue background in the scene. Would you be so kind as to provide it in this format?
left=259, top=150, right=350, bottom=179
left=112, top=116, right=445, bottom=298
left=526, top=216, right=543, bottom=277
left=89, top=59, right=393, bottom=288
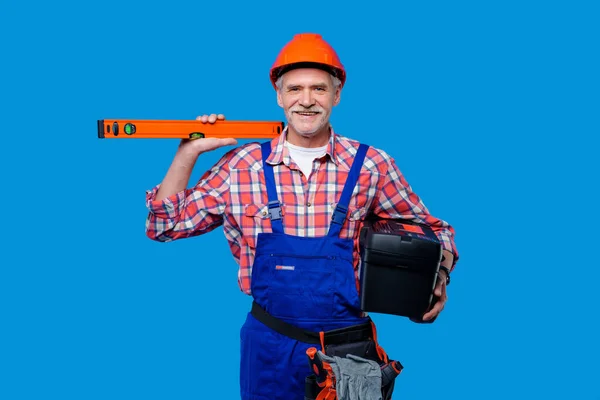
left=1, top=0, right=598, bottom=399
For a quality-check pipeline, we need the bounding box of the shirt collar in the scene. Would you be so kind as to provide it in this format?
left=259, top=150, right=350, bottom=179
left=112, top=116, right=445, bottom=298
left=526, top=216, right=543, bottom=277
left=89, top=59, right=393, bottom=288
left=265, top=125, right=340, bottom=166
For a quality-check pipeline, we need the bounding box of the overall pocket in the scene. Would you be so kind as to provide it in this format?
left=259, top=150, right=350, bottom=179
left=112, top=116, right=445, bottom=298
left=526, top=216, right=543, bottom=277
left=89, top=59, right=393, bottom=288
left=266, top=253, right=335, bottom=319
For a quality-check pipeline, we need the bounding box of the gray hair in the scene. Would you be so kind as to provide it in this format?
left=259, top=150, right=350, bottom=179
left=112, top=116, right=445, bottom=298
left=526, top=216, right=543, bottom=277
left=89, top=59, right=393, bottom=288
left=275, top=73, right=342, bottom=91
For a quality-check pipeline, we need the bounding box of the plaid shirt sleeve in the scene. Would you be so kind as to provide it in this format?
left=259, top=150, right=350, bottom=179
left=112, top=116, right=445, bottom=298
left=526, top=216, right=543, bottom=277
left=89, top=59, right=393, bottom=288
left=372, top=152, right=460, bottom=271
left=145, top=151, right=232, bottom=242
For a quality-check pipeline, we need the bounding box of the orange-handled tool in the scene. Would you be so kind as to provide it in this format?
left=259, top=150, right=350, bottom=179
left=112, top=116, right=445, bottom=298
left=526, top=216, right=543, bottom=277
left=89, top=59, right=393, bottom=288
left=381, top=360, right=403, bottom=387
left=97, top=119, right=285, bottom=139
left=306, top=347, right=328, bottom=387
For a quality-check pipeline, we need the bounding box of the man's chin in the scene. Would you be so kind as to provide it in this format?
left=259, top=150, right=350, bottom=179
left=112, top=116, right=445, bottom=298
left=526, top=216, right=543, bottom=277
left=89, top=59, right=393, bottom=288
left=289, top=123, right=327, bottom=138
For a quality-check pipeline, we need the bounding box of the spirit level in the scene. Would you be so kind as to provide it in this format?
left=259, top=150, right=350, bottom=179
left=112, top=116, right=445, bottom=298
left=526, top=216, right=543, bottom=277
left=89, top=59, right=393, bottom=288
left=97, top=119, right=285, bottom=139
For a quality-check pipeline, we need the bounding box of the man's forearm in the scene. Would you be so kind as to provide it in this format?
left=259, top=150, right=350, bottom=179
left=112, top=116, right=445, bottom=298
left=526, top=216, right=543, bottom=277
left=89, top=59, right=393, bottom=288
left=155, top=150, right=199, bottom=201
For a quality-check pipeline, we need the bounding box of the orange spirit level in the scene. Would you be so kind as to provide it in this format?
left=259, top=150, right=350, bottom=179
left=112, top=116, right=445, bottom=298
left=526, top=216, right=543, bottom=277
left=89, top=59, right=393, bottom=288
left=97, top=119, right=285, bottom=139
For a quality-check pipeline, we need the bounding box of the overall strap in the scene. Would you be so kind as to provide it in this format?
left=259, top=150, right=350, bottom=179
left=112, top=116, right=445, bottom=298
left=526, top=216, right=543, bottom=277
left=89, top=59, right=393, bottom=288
left=261, top=141, right=284, bottom=234
left=328, top=143, right=369, bottom=238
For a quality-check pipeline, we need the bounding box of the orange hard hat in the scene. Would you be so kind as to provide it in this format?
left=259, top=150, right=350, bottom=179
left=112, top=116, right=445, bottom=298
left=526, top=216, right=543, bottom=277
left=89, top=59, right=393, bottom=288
left=269, top=33, right=346, bottom=89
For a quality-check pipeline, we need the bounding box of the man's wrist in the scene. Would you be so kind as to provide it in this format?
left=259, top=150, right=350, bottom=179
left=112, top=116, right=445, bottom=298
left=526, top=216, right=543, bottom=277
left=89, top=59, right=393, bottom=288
left=439, top=266, right=451, bottom=285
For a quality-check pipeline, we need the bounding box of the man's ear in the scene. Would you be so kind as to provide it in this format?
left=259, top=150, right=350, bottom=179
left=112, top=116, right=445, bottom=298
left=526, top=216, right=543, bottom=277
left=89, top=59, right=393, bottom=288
left=333, top=88, right=341, bottom=106
left=277, top=89, right=283, bottom=108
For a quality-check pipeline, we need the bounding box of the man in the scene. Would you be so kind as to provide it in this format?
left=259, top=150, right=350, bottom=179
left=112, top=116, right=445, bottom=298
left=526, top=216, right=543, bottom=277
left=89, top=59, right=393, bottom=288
left=145, top=33, right=458, bottom=400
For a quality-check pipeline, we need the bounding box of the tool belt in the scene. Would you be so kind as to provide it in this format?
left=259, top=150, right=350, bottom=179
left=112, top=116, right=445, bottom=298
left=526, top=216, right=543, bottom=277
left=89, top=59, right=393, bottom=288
left=251, top=301, right=402, bottom=400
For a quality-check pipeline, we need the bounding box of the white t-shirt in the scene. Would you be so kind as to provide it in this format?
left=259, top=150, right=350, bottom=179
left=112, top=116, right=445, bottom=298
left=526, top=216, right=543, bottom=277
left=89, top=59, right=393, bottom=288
left=285, top=141, right=328, bottom=177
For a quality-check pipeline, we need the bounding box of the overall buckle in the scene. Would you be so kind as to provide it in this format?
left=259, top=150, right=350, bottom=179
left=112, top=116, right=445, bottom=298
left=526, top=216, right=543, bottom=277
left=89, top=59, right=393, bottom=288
left=268, top=200, right=282, bottom=220
left=331, top=204, right=348, bottom=225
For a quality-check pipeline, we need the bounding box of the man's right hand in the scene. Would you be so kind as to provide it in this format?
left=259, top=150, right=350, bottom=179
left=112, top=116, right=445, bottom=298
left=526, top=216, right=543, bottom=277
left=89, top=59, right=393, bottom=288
left=154, top=113, right=237, bottom=202
left=177, top=113, right=238, bottom=157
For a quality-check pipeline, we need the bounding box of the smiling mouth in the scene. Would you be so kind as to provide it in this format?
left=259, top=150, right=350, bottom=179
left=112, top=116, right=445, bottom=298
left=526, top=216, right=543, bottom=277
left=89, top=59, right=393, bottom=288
left=294, top=111, right=320, bottom=116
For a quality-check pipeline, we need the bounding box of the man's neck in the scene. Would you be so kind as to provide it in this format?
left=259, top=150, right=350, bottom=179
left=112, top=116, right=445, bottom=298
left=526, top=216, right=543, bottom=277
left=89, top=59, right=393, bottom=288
left=286, top=126, right=331, bottom=148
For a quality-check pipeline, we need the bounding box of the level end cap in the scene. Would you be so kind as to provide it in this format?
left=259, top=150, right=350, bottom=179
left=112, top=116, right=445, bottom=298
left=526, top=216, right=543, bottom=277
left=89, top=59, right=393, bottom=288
left=97, top=120, right=105, bottom=138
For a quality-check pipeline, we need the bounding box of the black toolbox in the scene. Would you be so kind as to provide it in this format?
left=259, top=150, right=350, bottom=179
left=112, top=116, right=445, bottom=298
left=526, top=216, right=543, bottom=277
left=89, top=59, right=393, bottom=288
left=358, top=218, right=443, bottom=319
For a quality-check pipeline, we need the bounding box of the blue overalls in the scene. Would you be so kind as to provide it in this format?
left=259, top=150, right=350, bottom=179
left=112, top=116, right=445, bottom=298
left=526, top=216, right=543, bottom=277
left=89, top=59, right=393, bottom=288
left=239, top=141, right=372, bottom=400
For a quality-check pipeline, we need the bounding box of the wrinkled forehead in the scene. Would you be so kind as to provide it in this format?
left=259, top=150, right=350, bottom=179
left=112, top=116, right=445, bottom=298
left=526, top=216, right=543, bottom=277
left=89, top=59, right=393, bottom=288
left=279, top=68, right=336, bottom=87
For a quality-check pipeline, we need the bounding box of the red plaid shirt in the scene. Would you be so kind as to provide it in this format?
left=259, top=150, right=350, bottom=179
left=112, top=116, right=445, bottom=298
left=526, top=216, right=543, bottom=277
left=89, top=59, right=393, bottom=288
left=146, top=127, right=459, bottom=295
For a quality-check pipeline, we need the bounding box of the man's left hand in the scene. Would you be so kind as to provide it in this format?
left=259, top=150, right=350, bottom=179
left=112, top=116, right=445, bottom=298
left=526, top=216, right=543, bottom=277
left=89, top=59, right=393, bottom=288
left=421, top=269, right=448, bottom=322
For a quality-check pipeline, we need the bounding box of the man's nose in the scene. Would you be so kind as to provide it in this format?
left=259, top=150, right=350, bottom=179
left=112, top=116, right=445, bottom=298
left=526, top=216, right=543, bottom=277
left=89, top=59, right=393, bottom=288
left=299, top=89, right=315, bottom=107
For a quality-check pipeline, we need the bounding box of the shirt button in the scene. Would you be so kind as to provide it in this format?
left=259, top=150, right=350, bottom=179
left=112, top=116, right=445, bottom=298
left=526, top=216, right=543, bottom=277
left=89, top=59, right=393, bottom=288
left=262, top=211, right=267, bottom=216
left=307, top=202, right=312, bottom=207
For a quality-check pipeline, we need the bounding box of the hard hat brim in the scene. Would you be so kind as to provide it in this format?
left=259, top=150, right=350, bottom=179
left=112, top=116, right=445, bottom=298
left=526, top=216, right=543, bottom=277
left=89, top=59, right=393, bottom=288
left=270, top=62, right=346, bottom=88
